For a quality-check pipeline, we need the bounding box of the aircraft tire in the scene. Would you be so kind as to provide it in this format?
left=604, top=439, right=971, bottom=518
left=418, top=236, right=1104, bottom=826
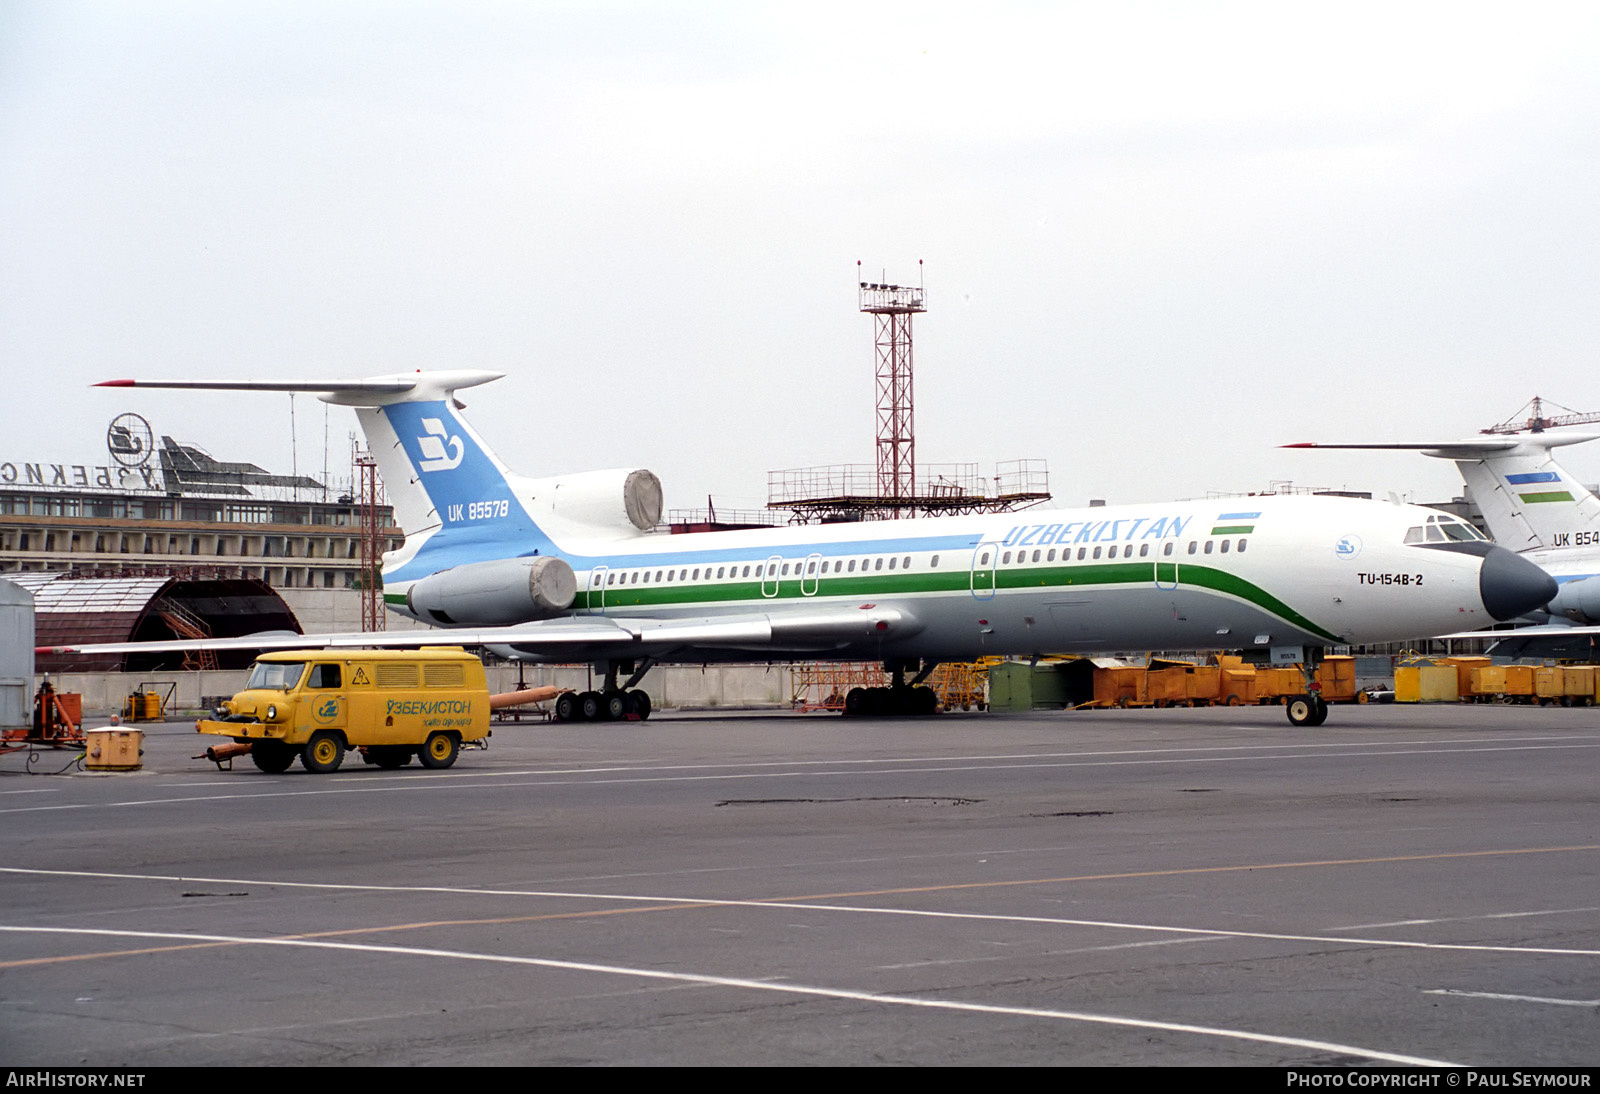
left=628, top=690, right=652, bottom=720
left=1286, top=695, right=1317, bottom=727
left=250, top=740, right=295, bottom=774
left=913, top=686, right=938, bottom=715
left=1308, top=695, right=1330, bottom=726
left=418, top=731, right=459, bottom=770
left=300, top=731, right=345, bottom=774
left=603, top=692, right=627, bottom=721
left=579, top=691, right=602, bottom=721
left=843, top=688, right=868, bottom=717
left=554, top=692, right=578, bottom=722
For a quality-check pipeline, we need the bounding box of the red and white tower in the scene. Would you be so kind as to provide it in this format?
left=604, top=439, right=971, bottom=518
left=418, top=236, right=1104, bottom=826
left=859, top=261, right=925, bottom=518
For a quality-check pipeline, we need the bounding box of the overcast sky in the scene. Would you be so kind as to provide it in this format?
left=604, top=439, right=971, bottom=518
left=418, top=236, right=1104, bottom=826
left=4, top=1, right=1600, bottom=515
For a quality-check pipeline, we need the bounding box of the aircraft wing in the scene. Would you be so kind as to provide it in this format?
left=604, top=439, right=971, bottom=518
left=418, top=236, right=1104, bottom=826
left=1436, top=623, right=1600, bottom=641
left=37, top=604, right=922, bottom=660
left=1283, top=434, right=1600, bottom=456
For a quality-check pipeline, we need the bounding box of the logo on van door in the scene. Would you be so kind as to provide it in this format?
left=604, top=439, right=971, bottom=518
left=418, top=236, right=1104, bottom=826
left=313, top=699, right=341, bottom=723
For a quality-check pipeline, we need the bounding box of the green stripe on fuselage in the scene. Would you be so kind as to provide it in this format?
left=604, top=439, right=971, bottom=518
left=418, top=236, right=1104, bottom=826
left=1210, top=525, right=1254, bottom=535
left=400, top=558, right=1340, bottom=644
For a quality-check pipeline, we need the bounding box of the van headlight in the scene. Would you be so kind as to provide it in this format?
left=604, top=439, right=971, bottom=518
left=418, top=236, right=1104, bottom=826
left=266, top=704, right=278, bottom=721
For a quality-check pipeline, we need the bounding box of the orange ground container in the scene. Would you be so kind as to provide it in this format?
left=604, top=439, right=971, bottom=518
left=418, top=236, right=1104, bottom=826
left=1092, top=666, right=1148, bottom=707
left=1503, top=665, right=1535, bottom=698
left=1314, top=656, right=1357, bottom=702
left=1441, top=656, right=1492, bottom=699
left=1218, top=667, right=1258, bottom=706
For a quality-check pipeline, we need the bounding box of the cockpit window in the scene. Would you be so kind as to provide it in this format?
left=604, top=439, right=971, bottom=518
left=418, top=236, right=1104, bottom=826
left=1409, top=514, right=1488, bottom=545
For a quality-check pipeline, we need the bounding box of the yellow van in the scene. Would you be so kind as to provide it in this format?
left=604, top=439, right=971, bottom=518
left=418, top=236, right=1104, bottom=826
left=197, top=649, right=491, bottom=774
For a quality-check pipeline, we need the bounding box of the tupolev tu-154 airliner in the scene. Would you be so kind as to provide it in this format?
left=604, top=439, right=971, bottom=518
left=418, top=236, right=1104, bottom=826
left=49, top=370, right=1556, bottom=726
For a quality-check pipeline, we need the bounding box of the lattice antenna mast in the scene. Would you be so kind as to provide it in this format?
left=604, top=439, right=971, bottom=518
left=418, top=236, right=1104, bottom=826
left=860, top=260, right=925, bottom=519
left=352, top=432, right=386, bottom=633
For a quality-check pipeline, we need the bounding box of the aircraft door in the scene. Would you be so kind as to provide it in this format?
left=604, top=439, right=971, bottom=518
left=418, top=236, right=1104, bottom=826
left=1154, top=547, right=1178, bottom=590
left=761, top=555, right=782, bottom=598
left=971, top=542, right=998, bottom=600
left=587, top=565, right=609, bottom=614
left=801, top=553, right=822, bottom=596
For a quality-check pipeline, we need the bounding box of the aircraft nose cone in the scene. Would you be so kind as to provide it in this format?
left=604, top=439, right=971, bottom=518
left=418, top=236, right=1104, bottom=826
left=1480, top=546, right=1558, bottom=621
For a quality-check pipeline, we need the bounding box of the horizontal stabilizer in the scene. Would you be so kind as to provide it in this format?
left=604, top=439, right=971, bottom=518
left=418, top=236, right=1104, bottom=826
left=96, top=370, right=504, bottom=407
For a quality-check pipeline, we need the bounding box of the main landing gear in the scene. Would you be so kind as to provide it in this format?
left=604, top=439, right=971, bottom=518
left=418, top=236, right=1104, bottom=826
left=842, top=660, right=941, bottom=717
left=553, top=659, right=653, bottom=723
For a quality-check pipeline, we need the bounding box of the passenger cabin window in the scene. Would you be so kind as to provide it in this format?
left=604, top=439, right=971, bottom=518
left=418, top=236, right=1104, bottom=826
left=1140, top=543, right=1150, bottom=558
left=1163, top=542, right=1173, bottom=556
left=1204, top=541, right=1214, bottom=554
left=931, top=554, right=939, bottom=567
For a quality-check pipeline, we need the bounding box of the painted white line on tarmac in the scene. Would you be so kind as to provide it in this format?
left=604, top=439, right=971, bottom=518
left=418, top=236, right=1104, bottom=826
left=1332, top=907, right=1600, bottom=931
left=6, top=865, right=1598, bottom=958
left=0, top=923, right=1459, bottom=1067
left=1423, top=989, right=1600, bottom=1007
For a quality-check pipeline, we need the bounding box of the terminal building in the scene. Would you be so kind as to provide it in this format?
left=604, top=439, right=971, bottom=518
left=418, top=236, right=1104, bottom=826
left=1, top=411, right=410, bottom=670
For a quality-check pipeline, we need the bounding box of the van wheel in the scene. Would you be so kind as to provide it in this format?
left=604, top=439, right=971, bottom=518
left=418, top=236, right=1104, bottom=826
left=250, top=740, right=295, bottom=773
left=419, top=731, right=459, bottom=770
left=301, top=731, right=345, bottom=774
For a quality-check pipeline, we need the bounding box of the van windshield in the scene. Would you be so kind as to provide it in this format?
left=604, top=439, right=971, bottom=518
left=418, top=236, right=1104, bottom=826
left=246, top=661, right=306, bottom=691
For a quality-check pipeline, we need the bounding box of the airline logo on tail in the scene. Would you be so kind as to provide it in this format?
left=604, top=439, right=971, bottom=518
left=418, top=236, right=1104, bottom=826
left=417, top=418, right=465, bottom=472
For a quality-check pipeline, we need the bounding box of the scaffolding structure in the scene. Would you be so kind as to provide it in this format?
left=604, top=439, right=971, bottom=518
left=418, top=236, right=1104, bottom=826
left=789, top=662, right=990, bottom=712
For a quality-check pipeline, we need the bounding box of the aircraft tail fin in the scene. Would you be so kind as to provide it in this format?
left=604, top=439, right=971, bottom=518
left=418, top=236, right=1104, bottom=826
left=1285, top=434, right=1600, bottom=551
left=95, top=372, right=550, bottom=561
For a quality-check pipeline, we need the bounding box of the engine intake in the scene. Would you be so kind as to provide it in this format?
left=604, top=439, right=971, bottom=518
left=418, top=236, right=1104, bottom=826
left=406, top=556, right=577, bottom=626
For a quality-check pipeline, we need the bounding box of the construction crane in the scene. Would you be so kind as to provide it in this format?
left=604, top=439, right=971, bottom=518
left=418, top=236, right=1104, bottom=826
left=1481, top=396, right=1600, bottom=435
